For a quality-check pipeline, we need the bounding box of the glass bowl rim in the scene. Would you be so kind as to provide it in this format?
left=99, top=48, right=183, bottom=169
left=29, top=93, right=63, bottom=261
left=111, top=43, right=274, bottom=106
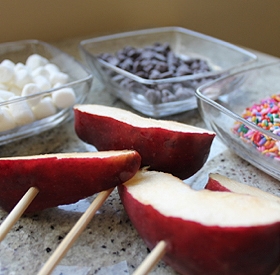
left=0, top=39, right=93, bottom=106
left=195, top=60, right=280, bottom=141
left=79, top=26, right=257, bottom=85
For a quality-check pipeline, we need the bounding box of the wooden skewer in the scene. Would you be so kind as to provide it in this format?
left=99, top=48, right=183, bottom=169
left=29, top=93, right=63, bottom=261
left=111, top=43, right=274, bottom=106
left=132, top=241, right=280, bottom=275
left=38, top=187, right=114, bottom=275
left=0, top=186, right=39, bottom=242
left=133, top=240, right=168, bottom=275
left=271, top=264, right=280, bottom=275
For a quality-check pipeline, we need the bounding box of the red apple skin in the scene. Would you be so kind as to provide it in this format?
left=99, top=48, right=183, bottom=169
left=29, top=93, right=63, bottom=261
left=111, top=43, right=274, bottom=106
left=118, top=184, right=280, bottom=275
left=74, top=106, right=215, bottom=180
left=205, top=177, right=230, bottom=192
left=0, top=151, right=141, bottom=213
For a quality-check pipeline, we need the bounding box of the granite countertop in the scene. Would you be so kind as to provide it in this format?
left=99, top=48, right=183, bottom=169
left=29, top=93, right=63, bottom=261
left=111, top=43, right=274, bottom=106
left=0, top=36, right=280, bottom=275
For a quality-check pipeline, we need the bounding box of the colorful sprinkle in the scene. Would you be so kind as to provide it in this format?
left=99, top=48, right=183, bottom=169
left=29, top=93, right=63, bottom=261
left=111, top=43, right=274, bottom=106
left=233, top=94, right=280, bottom=159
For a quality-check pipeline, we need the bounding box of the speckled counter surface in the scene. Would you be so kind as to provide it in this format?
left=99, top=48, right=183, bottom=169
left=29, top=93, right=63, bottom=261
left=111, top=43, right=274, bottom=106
left=0, top=36, right=280, bottom=275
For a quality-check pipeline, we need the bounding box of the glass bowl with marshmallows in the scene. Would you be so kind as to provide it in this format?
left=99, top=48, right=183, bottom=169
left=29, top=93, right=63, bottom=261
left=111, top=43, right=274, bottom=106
left=0, top=40, right=92, bottom=145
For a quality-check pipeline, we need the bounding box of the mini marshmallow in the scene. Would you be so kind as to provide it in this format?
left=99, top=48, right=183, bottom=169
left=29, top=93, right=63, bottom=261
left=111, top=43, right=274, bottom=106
left=33, top=75, right=52, bottom=91
left=14, top=62, right=28, bottom=72
left=1, top=59, right=15, bottom=70
left=44, top=63, right=60, bottom=73
left=9, top=85, right=21, bottom=96
left=0, top=106, right=17, bottom=132
left=52, top=87, right=76, bottom=109
left=0, top=64, right=14, bottom=83
left=14, top=69, right=33, bottom=89
left=26, top=54, right=49, bottom=70
left=0, top=89, right=15, bottom=100
left=8, top=96, right=35, bottom=126
left=21, top=83, right=42, bottom=106
left=49, top=71, right=69, bottom=86
left=31, top=66, right=50, bottom=79
left=32, top=96, right=57, bottom=120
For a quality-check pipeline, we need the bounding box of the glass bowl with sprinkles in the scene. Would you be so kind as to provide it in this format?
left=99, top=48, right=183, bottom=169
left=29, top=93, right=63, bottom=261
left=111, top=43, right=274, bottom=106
left=195, top=61, right=280, bottom=181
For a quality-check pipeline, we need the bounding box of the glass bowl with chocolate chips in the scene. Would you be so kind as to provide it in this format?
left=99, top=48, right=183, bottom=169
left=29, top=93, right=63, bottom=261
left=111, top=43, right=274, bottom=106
left=80, top=27, right=257, bottom=118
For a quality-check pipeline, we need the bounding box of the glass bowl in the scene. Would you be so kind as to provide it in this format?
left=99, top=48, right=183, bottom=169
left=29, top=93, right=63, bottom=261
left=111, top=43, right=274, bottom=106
left=196, top=61, right=280, bottom=181
left=0, top=39, right=93, bottom=145
left=79, top=26, right=257, bottom=118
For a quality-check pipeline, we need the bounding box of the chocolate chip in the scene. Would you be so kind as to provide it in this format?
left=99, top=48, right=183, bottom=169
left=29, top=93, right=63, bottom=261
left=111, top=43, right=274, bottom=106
left=98, top=42, right=216, bottom=104
left=162, top=89, right=173, bottom=97
left=175, top=87, right=194, bottom=99
left=141, top=50, right=155, bottom=60
left=157, top=83, right=173, bottom=91
left=159, top=71, right=173, bottom=79
left=176, top=64, right=192, bottom=76
left=162, top=93, right=177, bottom=102
left=155, top=62, right=168, bottom=73
left=154, top=53, right=166, bottom=62
left=119, top=58, right=133, bottom=71
left=107, top=56, right=119, bottom=67
left=145, top=89, right=162, bottom=104
left=149, top=70, right=161, bottom=79
left=135, top=71, right=147, bottom=78
left=143, top=64, right=154, bottom=74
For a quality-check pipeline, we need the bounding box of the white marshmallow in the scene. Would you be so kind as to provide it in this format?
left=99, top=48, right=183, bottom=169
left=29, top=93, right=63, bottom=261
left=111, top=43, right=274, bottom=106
left=0, top=89, right=15, bottom=100
left=14, top=62, right=28, bottom=72
left=0, top=106, right=17, bottom=132
left=8, top=96, right=35, bottom=126
left=21, top=83, right=42, bottom=106
left=9, top=85, right=21, bottom=96
left=14, top=69, right=33, bottom=89
left=52, top=82, right=63, bottom=88
left=52, top=87, right=76, bottom=109
left=31, top=66, right=50, bottom=79
left=32, top=96, right=57, bottom=120
left=1, top=59, right=15, bottom=70
left=26, top=54, right=49, bottom=70
left=33, top=75, right=52, bottom=91
left=0, top=64, right=14, bottom=83
left=0, top=56, right=71, bottom=130
left=49, top=71, right=69, bottom=85
left=44, top=63, right=60, bottom=73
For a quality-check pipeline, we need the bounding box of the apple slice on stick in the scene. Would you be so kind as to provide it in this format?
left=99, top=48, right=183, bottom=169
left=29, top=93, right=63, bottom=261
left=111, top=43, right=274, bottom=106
left=74, top=104, right=215, bottom=180
left=0, top=150, right=141, bottom=214
left=118, top=169, right=280, bottom=275
left=38, top=187, right=114, bottom=275
left=0, top=150, right=141, bottom=241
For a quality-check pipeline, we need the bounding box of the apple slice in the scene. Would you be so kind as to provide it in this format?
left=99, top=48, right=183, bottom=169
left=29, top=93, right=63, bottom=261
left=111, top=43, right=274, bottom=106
left=118, top=169, right=280, bottom=275
left=0, top=150, right=141, bottom=213
left=74, top=104, right=215, bottom=179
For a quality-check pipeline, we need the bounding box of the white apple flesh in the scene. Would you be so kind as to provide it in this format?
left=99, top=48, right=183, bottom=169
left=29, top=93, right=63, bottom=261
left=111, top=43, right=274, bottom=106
left=74, top=104, right=215, bottom=180
left=206, top=173, right=280, bottom=203
left=0, top=150, right=141, bottom=213
left=118, top=169, right=280, bottom=275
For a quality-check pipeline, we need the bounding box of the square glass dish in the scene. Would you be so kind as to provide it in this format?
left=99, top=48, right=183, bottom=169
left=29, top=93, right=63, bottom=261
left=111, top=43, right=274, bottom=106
left=196, top=61, right=280, bottom=181
left=79, top=26, right=257, bottom=117
left=0, top=40, right=93, bottom=145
